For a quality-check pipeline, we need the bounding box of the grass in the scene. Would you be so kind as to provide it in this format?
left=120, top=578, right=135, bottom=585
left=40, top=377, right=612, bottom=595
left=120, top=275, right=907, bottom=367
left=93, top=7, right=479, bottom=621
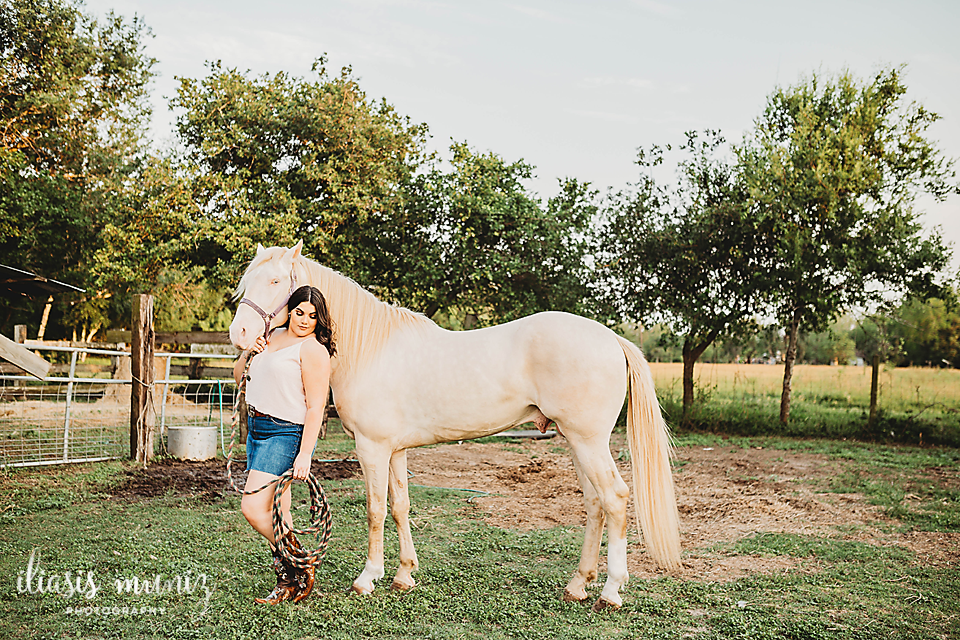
left=650, top=363, right=960, bottom=446
left=0, top=429, right=958, bottom=639
left=650, top=363, right=960, bottom=413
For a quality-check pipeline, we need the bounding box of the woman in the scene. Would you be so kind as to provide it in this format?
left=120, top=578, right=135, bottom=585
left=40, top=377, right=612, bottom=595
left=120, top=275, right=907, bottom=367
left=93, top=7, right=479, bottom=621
left=232, top=285, right=335, bottom=605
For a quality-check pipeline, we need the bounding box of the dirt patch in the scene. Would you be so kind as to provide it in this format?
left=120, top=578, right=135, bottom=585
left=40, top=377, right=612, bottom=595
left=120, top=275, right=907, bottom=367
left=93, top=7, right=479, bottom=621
left=106, top=435, right=956, bottom=582
left=108, top=457, right=360, bottom=501
left=404, top=436, right=953, bottom=581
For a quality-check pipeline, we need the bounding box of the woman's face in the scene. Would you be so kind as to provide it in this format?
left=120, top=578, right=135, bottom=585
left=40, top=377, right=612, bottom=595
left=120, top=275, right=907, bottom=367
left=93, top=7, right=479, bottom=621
left=289, top=301, right=318, bottom=338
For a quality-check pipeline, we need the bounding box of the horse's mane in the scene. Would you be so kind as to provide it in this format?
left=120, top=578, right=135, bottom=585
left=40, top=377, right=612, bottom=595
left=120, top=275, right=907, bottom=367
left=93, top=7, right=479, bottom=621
left=295, top=255, right=435, bottom=375
left=235, top=247, right=435, bottom=374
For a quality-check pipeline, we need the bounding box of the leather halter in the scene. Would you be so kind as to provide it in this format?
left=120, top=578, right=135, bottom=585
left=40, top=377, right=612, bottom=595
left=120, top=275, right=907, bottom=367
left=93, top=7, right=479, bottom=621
left=239, top=268, right=299, bottom=340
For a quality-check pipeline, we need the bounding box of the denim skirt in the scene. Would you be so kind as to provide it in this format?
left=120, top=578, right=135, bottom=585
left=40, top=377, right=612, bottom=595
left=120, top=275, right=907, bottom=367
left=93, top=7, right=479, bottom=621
left=246, top=414, right=303, bottom=476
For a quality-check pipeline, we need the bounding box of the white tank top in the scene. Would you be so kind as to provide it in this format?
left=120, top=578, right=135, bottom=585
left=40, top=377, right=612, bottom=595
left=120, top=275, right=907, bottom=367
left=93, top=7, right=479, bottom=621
left=246, top=335, right=307, bottom=425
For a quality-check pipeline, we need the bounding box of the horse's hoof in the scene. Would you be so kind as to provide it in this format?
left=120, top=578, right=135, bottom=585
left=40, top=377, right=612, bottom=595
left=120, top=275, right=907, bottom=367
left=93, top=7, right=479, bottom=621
left=390, top=579, right=415, bottom=592
left=350, top=583, right=373, bottom=595
left=562, top=589, right=588, bottom=603
left=591, top=597, right=621, bottom=612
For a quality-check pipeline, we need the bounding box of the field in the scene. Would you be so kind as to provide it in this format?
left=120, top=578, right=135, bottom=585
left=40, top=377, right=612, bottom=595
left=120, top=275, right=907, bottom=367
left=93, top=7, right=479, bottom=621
left=649, top=363, right=960, bottom=446
left=1, top=422, right=958, bottom=639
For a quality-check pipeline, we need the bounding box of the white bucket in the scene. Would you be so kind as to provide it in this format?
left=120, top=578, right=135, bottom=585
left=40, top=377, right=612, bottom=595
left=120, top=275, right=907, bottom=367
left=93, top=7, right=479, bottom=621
left=167, top=426, right=218, bottom=461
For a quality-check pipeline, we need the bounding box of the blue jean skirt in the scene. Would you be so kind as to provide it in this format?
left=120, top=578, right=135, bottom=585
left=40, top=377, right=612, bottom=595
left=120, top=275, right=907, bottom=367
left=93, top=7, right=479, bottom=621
left=246, top=414, right=303, bottom=476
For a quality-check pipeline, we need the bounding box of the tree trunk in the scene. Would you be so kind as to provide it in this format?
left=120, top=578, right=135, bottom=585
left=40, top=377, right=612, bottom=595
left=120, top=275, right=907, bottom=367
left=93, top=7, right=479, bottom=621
left=681, top=334, right=717, bottom=425
left=779, top=310, right=802, bottom=425
left=868, top=353, right=880, bottom=429
left=681, top=348, right=696, bottom=424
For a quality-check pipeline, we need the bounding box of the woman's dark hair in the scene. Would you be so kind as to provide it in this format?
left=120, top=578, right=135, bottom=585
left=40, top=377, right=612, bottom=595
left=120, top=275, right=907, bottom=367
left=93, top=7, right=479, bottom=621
left=285, top=285, right=336, bottom=357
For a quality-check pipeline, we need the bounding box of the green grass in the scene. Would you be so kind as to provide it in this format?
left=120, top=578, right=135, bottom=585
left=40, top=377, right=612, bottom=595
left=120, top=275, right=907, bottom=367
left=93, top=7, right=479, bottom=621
left=1, top=433, right=958, bottom=639
left=649, top=363, right=960, bottom=447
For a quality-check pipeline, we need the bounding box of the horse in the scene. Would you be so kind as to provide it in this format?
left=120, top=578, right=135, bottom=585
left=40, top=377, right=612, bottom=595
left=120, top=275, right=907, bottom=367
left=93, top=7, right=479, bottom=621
left=229, top=241, right=680, bottom=610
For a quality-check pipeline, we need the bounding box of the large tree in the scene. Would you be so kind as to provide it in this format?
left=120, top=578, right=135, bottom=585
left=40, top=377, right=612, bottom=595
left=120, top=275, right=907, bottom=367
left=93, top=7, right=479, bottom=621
left=0, top=0, right=155, bottom=338
left=738, top=67, right=956, bottom=424
left=170, top=59, right=430, bottom=288
left=598, top=131, right=772, bottom=421
left=387, top=142, right=597, bottom=324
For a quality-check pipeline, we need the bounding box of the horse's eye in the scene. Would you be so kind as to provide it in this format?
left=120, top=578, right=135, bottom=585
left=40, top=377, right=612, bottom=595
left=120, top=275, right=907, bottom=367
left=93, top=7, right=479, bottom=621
left=271, top=279, right=280, bottom=285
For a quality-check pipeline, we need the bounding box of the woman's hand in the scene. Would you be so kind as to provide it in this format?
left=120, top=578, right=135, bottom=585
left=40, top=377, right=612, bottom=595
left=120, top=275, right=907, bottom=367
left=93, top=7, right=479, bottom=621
left=249, top=335, right=267, bottom=357
left=292, top=450, right=312, bottom=481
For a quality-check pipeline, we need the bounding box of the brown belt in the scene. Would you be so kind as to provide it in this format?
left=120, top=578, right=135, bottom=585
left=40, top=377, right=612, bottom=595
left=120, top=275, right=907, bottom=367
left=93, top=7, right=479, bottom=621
left=248, top=406, right=271, bottom=419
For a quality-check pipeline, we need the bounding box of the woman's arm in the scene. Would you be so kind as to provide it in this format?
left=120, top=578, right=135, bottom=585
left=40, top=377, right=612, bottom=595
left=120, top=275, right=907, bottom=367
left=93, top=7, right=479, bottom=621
left=233, top=336, right=267, bottom=385
left=291, top=339, right=332, bottom=480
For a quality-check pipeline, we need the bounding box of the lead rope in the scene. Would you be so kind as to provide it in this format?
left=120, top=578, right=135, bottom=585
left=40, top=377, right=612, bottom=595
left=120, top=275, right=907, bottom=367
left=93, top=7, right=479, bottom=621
left=226, top=357, right=333, bottom=570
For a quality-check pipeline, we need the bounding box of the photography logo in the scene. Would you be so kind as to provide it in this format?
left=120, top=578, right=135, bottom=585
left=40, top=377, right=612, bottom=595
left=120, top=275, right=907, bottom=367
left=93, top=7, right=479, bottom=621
left=16, top=548, right=212, bottom=617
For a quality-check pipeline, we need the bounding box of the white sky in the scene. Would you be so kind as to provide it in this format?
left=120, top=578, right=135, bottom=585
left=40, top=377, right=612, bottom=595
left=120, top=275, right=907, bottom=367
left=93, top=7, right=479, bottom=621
left=85, top=0, right=960, bottom=273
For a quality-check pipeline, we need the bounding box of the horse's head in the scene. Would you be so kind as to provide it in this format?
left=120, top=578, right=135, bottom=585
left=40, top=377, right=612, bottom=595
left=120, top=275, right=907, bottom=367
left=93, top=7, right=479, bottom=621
left=229, top=241, right=303, bottom=350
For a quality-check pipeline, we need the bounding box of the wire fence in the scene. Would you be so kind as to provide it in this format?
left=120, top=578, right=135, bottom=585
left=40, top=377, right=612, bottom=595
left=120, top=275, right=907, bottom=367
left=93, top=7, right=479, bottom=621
left=649, top=362, right=960, bottom=414
left=0, top=345, right=238, bottom=468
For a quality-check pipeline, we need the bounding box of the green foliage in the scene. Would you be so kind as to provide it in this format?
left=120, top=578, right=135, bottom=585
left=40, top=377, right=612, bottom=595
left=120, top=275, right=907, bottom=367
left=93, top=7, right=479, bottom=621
left=598, top=130, right=771, bottom=419
left=170, top=58, right=430, bottom=288
left=798, top=318, right=857, bottom=364
left=890, top=295, right=960, bottom=367
left=0, top=0, right=155, bottom=337
left=738, top=67, right=958, bottom=422
left=389, top=143, right=598, bottom=323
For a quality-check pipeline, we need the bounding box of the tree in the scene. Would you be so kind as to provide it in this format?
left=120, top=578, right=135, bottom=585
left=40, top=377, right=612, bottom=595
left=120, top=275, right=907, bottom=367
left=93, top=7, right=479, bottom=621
left=388, top=143, right=597, bottom=324
left=0, top=0, right=155, bottom=337
left=169, top=59, right=430, bottom=288
left=598, top=131, right=772, bottom=421
left=738, top=67, right=957, bottom=424
left=888, top=294, right=960, bottom=368
left=797, top=319, right=856, bottom=364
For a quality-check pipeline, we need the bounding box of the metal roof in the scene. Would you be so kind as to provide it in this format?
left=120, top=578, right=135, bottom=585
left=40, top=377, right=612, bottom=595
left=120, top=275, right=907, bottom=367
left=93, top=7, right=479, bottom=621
left=0, top=264, right=85, bottom=299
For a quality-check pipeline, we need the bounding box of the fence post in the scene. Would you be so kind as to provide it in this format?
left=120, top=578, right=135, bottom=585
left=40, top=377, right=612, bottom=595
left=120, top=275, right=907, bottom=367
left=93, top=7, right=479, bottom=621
left=131, top=294, right=155, bottom=463
left=868, top=354, right=880, bottom=429
left=13, top=325, right=26, bottom=388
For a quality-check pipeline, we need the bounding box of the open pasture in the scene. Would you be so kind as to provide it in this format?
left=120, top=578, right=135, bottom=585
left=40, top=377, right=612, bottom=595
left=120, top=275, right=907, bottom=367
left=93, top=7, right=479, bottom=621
left=1, top=423, right=957, bottom=639
left=649, top=363, right=960, bottom=413
left=650, top=363, right=960, bottom=446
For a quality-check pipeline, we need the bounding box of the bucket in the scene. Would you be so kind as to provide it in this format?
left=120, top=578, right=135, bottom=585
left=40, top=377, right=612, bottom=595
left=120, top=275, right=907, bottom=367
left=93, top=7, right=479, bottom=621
left=167, top=426, right=218, bottom=461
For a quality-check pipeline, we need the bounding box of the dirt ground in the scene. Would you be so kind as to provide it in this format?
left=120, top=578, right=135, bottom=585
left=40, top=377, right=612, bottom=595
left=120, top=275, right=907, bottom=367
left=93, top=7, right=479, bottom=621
left=110, top=434, right=959, bottom=582
left=110, top=457, right=361, bottom=503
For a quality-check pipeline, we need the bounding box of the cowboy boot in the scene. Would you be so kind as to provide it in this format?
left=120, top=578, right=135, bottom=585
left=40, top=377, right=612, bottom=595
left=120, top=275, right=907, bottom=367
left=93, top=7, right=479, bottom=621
left=285, top=532, right=316, bottom=604
left=255, top=547, right=297, bottom=605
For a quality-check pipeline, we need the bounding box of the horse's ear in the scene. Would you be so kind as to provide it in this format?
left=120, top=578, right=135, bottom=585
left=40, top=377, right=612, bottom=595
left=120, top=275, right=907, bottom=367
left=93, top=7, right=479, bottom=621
left=256, top=243, right=266, bottom=254
left=290, top=240, right=303, bottom=259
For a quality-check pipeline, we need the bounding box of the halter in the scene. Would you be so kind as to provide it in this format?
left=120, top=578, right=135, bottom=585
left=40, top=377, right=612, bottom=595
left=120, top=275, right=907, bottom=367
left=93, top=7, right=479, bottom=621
left=239, top=267, right=299, bottom=340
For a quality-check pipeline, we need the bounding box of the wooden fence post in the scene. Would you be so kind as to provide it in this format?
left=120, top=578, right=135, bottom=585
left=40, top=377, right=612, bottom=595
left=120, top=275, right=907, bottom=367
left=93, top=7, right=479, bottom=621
left=13, top=325, right=26, bottom=388
left=131, top=294, right=155, bottom=464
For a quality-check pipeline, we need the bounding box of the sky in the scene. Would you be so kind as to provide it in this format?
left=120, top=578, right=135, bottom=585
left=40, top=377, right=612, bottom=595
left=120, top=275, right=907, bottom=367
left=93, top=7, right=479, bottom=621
left=84, top=0, right=960, bottom=272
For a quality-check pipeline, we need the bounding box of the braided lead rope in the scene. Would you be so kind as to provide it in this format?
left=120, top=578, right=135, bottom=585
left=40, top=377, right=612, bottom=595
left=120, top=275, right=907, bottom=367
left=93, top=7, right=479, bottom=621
left=273, top=470, right=333, bottom=570
left=226, top=355, right=332, bottom=567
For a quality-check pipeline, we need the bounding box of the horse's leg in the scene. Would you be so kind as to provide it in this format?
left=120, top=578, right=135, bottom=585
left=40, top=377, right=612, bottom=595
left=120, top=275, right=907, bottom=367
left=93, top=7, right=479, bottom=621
left=352, top=441, right=391, bottom=595
left=564, top=434, right=631, bottom=610
left=388, top=449, right=419, bottom=591
left=562, top=448, right=605, bottom=603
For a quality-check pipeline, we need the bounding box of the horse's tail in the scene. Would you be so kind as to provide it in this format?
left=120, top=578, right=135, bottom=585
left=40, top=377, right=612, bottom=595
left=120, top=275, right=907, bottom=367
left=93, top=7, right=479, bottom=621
left=617, top=336, right=681, bottom=571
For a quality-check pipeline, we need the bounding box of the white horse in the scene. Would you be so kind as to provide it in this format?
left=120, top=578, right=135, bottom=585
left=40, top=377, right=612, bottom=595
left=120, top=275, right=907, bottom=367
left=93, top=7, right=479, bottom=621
left=230, top=242, right=680, bottom=610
